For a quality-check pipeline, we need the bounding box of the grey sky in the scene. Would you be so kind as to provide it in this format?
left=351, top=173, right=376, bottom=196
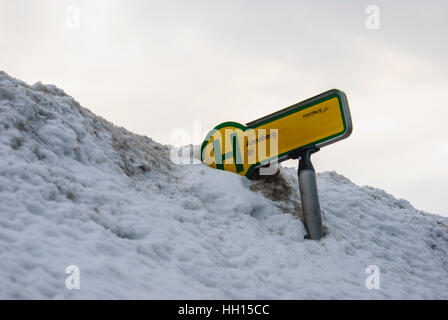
left=1, top=0, right=447, bottom=216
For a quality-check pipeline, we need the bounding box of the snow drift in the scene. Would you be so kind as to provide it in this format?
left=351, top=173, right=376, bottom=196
left=0, top=71, right=447, bottom=299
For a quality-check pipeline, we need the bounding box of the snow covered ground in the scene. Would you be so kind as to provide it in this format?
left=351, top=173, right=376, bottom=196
left=0, top=71, right=447, bottom=299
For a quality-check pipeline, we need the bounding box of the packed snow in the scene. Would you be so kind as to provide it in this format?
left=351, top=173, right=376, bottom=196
left=0, top=71, right=447, bottom=299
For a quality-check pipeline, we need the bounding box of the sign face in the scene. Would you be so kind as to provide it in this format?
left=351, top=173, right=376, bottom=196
left=201, top=89, right=352, bottom=178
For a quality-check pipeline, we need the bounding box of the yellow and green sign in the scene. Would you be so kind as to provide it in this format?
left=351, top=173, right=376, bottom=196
left=201, top=89, right=352, bottom=178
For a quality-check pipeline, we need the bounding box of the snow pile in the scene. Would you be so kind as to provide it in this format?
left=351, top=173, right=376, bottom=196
left=0, top=71, right=447, bottom=299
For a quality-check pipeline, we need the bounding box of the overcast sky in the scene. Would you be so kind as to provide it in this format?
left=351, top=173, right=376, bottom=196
left=1, top=0, right=447, bottom=216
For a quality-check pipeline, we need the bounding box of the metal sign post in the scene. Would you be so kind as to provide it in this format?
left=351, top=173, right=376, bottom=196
left=297, top=148, right=322, bottom=240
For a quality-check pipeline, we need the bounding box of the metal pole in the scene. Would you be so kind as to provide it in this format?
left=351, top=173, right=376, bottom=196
left=298, top=148, right=323, bottom=240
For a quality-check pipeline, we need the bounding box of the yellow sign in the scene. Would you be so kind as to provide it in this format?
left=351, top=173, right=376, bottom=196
left=201, top=89, right=352, bottom=178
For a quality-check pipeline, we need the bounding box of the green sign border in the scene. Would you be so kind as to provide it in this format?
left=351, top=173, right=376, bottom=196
left=201, top=89, right=353, bottom=178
